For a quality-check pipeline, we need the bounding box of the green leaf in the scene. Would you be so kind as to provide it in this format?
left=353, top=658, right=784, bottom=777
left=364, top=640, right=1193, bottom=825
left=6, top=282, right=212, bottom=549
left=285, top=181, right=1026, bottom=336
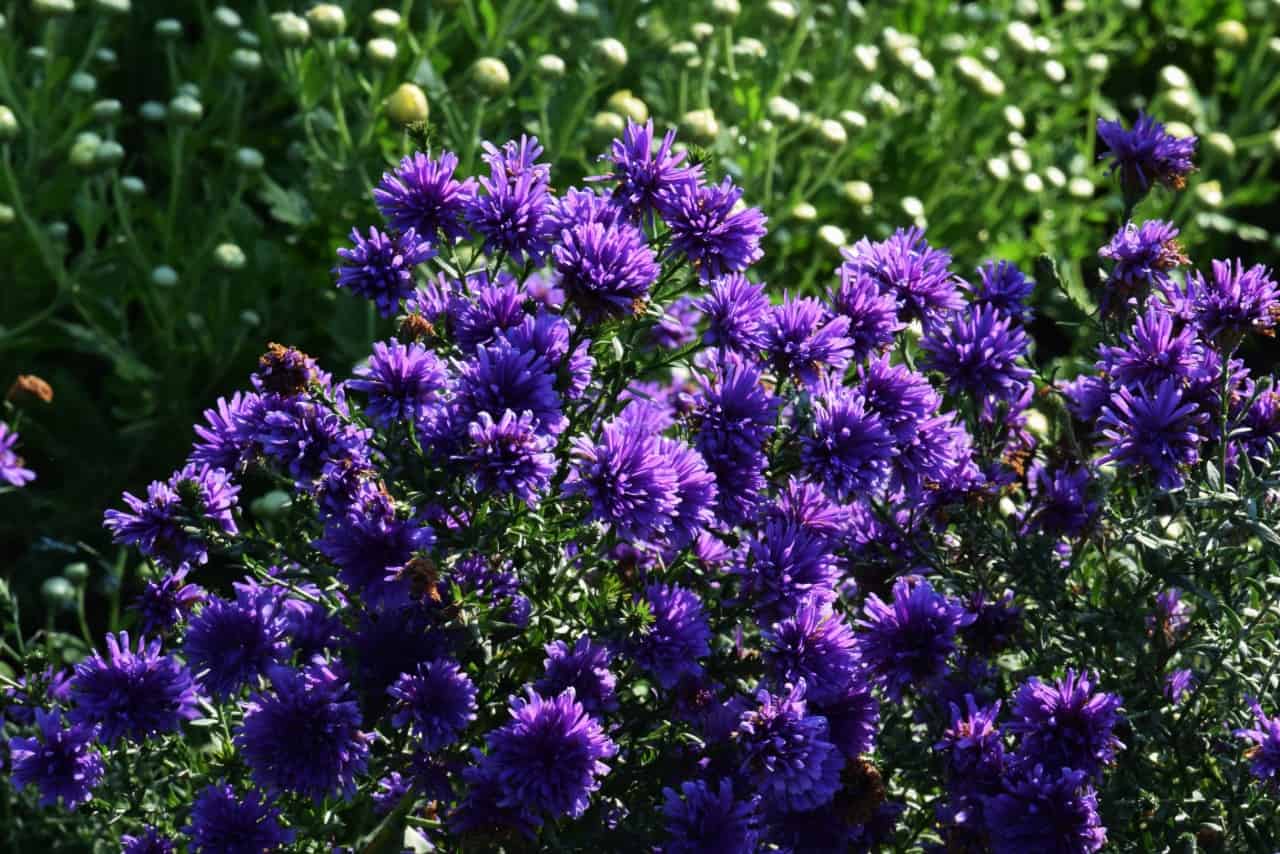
left=257, top=176, right=315, bottom=227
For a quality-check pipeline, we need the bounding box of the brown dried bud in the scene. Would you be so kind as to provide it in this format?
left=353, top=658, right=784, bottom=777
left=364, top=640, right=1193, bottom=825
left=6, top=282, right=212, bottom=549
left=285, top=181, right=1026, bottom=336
left=257, top=343, right=315, bottom=396
left=7, top=374, right=54, bottom=404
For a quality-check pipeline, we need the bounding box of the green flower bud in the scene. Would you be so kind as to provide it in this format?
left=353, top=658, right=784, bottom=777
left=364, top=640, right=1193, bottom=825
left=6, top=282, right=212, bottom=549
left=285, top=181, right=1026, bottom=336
left=238, top=31, right=260, bottom=48
left=251, top=489, right=293, bottom=520
left=70, top=137, right=101, bottom=171
left=235, top=146, right=265, bottom=172
left=213, top=6, right=241, bottom=29
left=766, top=0, right=799, bottom=23
left=306, top=4, right=346, bottom=38
left=366, top=37, right=398, bottom=67
left=230, top=48, right=262, bottom=74
left=63, top=562, right=90, bottom=585
left=535, top=54, right=566, bottom=79
left=177, top=82, right=200, bottom=99
left=669, top=41, right=698, bottom=61
left=1196, top=179, right=1224, bottom=208
left=0, top=204, right=13, bottom=225
left=120, top=176, right=146, bottom=195
left=48, top=221, right=69, bottom=241
left=154, top=18, right=184, bottom=41
left=817, top=224, right=847, bottom=251
left=605, top=90, right=648, bottom=123
left=842, top=180, right=874, bottom=205
left=140, top=101, right=166, bottom=122
left=28, top=47, right=49, bottom=64
left=470, top=57, right=511, bottom=97
left=0, top=12, right=6, bottom=29
left=1067, top=176, right=1094, bottom=198
left=1215, top=19, right=1248, bottom=48
left=95, top=48, right=118, bottom=65
left=386, top=83, right=429, bottom=125
left=42, top=576, right=76, bottom=610
left=1165, top=120, right=1195, bottom=139
left=838, top=110, right=867, bottom=131
left=593, top=37, right=628, bottom=72
left=151, top=265, right=179, bottom=287
left=240, top=309, right=262, bottom=327
left=92, top=99, right=122, bottom=121
left=370, top=8, right=401, bottom=31
left=93, top=0, right=131, bottom=13
left=1022, top=172, right=1044, bottom=193
left=168, top=94, right=203, bottom=125
left=733, top=37, right=767, bottom=62
left=710, top=0, right=740, bottom=23
left=790, top=202, right=817, bottom=222
left=1159, top=65, right=1191, bottom=90
left=589, top=111, right=626, bottom=142
left=1270, top=128, right=1280, bottom=155
left=273, top=12, right=311, bottom=45
left=0, top=106, right=18, bottom=142
left=69, top=73, right=98, bottom=96
left=94, top=140, right=124, bottom=169
left=680, top=108, right=719, bottom=144
left=1205, top=131, right=1236, bottom=157
left=214, top=242, right=247, bottom=270
left=33, top=0, right=75, bottom=16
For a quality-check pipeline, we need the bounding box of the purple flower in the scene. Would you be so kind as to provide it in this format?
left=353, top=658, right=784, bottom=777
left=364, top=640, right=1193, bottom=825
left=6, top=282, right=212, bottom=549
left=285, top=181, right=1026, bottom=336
left=349, top=339, right=448, bottom=426
left=1234, top=699, right=1280, bottom=788
left=764, top=295, right=854, bottom=387
left=251, top=343, right=330, bottom=397
left=634, top=583, right=713, bottom=689
left=452, top=272, right=528, bottom=352
left=856, top=577, right=973, bottom=700
left=334, top=226, right=435, bottom=317
left=70, top=632, right=199, bottom=744
left=655, top=437, right=718, bottom=549
left=1164, top=669, right=1195, bottom=705
left=4, top=667, right=73, bottom=726
left=455, top=337, right=567, bottom=436
left=372, top=772, right=413, bottom=815
left=695, top=353, right=780, bottom=457
left=736, top=682, right=844, bottom=812
left=537, top=635, right=619, bottom=716
left=373, top=150, right=477, bottom=243
left=184, top=783, right=294, bottom=853
left=937, top=695, right=1006, bottom=789
left=840, top=226, right=963, bottom=323
left=857, top=354, right=942, bottom=441
left=590, top=119, right=703, bottom=222
left=1098, top=378, right=1208, bottom=490
left=450, top=754, right=541, bottom=839
left=658, top=177, right=767, bottom=280
left=661, top=778, right=760, bottom=854
left=1187, top=258, right=1279, bottom=346
left=968, top=260, right=1035, bottom=322
left=983, top=765, right=1107, bottom=854
left=735, top=521, right=841, bottom=621
left=235, top=394, right=371, bottom=487
left=1097, top=111, right=1196, bottom=194
left=830, top=266, right=903, bottom=361
left=803, top=386, right=895, bottom=499
left=131, top=568, right=207, bottom=636
left=769, top=477, right=850, bottom=537
left=1023, top=462, right=1097, bottom=538
left=763, top=601, right=859, bottom=704
left=315, top=480, right=435, bottom=605
left=697, top=273, right=771, bottom=354
left=546, top=187, right=626, bottom=233
left=104, top=463, right=239, bottom=568
left=651, top=296, right=703, bottom=349
left=121, top=827, right=176, bottom=854
left=465, top=140, right=554, bottom=265
left=566, top=419, right=679, bottom=541
left=1147, top=587, right=1191, bottom=645
left=1099, top=307, right=1202, bottom=389
left=461, top=410, right=557, bottom=507
left=552, top=218, right=659, bottom=323
left=0, top=422, right=35, bottom=487
left=7, top=709, right=103, bottom=810
left=482, top=687, right=618, bottom=820
left=351, top=605, right=449, bottom=715
left=188, top=391, right=261, bottom=472
left=503, top=310, right=595, bottom=399
left=1098, top=220, right=1187, bottom=312
left=1008, top=670, right=1123, bottom=776
left=814, top=679, right=880, bottom=760
left=921, top=304, right=1032, bottom=404
left=183, top=581, right=288, bottom=699
left=388, top=658, right=478, bottom=750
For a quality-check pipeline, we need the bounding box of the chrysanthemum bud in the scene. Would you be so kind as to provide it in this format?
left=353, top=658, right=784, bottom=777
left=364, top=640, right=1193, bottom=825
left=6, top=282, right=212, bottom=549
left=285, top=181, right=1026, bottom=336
left=839, top=110, right=867, bottom=131
left=1215, top=19, right=1248, bottom=47
left=553, top=0, right=580, bottom=16
left=210, top=5, right=240, bottom=28
left=154, top=18, right=183, bottom=40
left=1165, top=120, right=1196, bottom=139
left=691, top=22, right=715, bottom=42
left=42, top=577, right=76, bottom=610
left=1067, top=176, right=1094, bottom=198
left=1022, top=172, right=1044, bottom=193
left=767, top=96, right=801, bottom=125
left=1205, top=131, right=1235, bottom=158
left=816, top=118, right=847, bottom=147
left=470, top=57, right=510, bottom=96
left=1165, top=88, right=1198, bottom=117
left=168, top=94, right=203, bottom=125
left=93, top=0, right=131, bottom=13
left=817, top=224, right=847, bottom=251
left=1085, top=52, right=1109, bottom=74
left=70, top=135, right=101, bottom=171
left=306, top=4, right=346, bottom=38
left=63, top=562, right=90, bottom=585
left=710, top=0, right=740, bottom=23
left=669, top=41, right=698, bottom=60
left=901, top=196, right=925, bottom=221
left=230, top=48, right=262, bottom=73
left=1270, top=128, right=1280, bottom=155
left=121, top=176, right=146, bottom=196
left=535, top=54, right=566, bottom=79
left=589, top=111, right=626, bottom=142
left=606, top=90, right=648, bottom=123
left=370, top=8, right=401, bottom=31
left=235, top=147, right=265, bottom=172
left=1010, top=148, right=1032, bottom=173
left=1159, top=65, right=1191, bottom=90
left=1196, top=180, right=1224, bottom=207
left=0, top=106, right=17, bottom=141
left=593, top=37, right=628, bottom=71
left=842, top=180, right=873, bottom=205
left=211, top=242, right=246, bottom=271
left=0, top=204, right=13, bottom=225
left=94, top=140, right=124, bottom=169
left=766, top=0, right=798, bottom=22
left=90, top=99, right=122, bottom=122
left=95, top=47, right=117, bottom=65
left=152, top=265, right=179, bottom=287
left=386, top=82, right=429, bottom=124
left=979, top=70, right=1007, bottom=96
left=69, top=73, right=97, bottom=96
left=733, top=37, right=767, bottom=61
left=140, top=101, right=166, bottom=122
left=33, top=0, right=74, bottom=16
left=987, top=157, right=1011, bottom=180
left=48, top=221, right=69, bottom=241
left=273, top=12, right=311, bottom=45
left=680, top=108, right=719, bottom=144
left=365, top=37, right=398, bottom=67
left=1045, top=166, right=1066, bottom=187
left=1043, top=59, right=1066, bottom=83
left=1002, top=105, right=1026, bottom=130
left=790, top=202, right=817, bottom=222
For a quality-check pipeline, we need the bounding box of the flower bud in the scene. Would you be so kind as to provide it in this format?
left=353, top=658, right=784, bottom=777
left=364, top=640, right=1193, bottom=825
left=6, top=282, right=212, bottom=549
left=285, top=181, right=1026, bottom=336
left=767, top=96, right=801, bottom=125
left=1165, top=88, right=1198, bottom=117
left=28, top=47, right=49, bottom=64
left=121, top=176, right=146, bottom=196
left=1085, top=52, right=1109, bottom=73
left=669, top=41, right=698, bottom=61
left=589, top=111, right=626, bottom=142
left=1205, top=131, right=1235, bottom=157
left=1045, top=166, right=1066, bottom=187
left=553, top=0, right=580, bottom=15
left=154, top=18, right=183, bottom=41
left=48, top=221, right=69, bottom=242
left=790, top=202, right=817, bottom=222
left=306, top=4, right=346, bottom=38
left=235, top=147, right=265, bottom=172
left=230, top=48, right=262, bottom=74
left=0, top=204, right=13, bottom=225
left=838, top=110, right=867, bottom=131
left=1215, top=19, right=1248, bottom=48
left=69, top=73, right=97, bottom=96
left=213, top=6, right=241, bottom=28
left=33, top=0, right=74, bottom=16
left=70, top=136, right=101, bottom=171
left=691, top=22, right=715, bottom=42
left=92, top=99, right=122, bottom=122
left=680, top=108, right=719, bottom=144
left=1159, top=65, right=1191, bottom=90
left=370, top=8, right=401, bottom=31
left=0, top=106, right=18, bottom=142
left=817, top=224, right=847, bottom=251
left=535, top=54, right=566, bottom=79
left=854, top=44, right=879, bottom=72
left=168, top=94, right=203, bottom=125
left=1003, top=105, right=1025, bottom=130
left=151, top=265, right=179, bottom=287
left=63, top=562, right=90, bottom=586
left=366, top=37, right=398, bottom=67
left=1043, top=59, right=1066, bottom=83
left=901, top=196, right=924, bottom=219
left=273, top=12, right=311, bottom=45
left=765, top=0, right=798, bottom=22
left=606, top=90, right=648, bottom=123
left=1270, top=128, right=1280, bottom=155
left=93, top=0, right=131, bottom=13
left=251, top=490, right=293, bottom=520
left=1196, top=179, right=1224, bottom=207
left=986, top=157, right=1010, bottom=181
left=1165, top=120, right=1195, bottom=139
left=593, top=37, right=628, bottom=71
left=733, top=37, right=767, bottom=62
left=95, top=48, right=118, bottom=65
left=42, top=577, right=76, bottom=610
left=140, top=101, right=166, bottom=122
left=1067, top=176, right=1094, bottom=198
left=1010, top=148, right=1032, bottom=173
left=816, top=118, right=847, bottom=147
left=386, top=82, right=429, bottom=125
left=470, top=57, right=511, bottom=96
left=214, top=242, right=247, bottom=271
left=1022, top=172, right=1044, bottom=193
left=94, top=140, right=124, bottom=169
left=710, top=0, right=740, bottom=23
left=842, top=180, right=874, bottom=205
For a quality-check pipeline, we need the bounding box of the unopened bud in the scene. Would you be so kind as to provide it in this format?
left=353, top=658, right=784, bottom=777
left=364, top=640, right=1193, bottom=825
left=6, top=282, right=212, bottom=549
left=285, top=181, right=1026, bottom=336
left=306, top=4, right=346, bottom=38
left=94, top=140, right=124, bottom=169
left=691, top=22, right=715, bottom=42
left=817, top=224, right=847, bottom=250
left=33, top=0, right=74, bottom=16
left=214, top=243, right=247, bottom=270
left=386, top=82, right=429, bottom=125
left=70, top=136, right=101, bottom=171
left=1196, top=179, right=1224, bottom=208
left=535, top=54, right=566, bottom=79
left=213, top=6, right=241, bottom=28
left=593, top=37, right=628, bottom=71
left=589, top=111, right=626, bottom=142
left=0, top=205, right=13, bottom=225
left=0, top=106, right=17, bottom=141
left=766, top=0, right=798, bottom=22
left=366, top=37, right=398, bottom=66
left=681, top=108, right=719, bottom=144
left=816, top=118, right=847, bottom=147
left=235, top=147, right=265, bottom=172
left=121, top=176, right=146, bottom=196
left=768, top=96, right=801, bottom=125
left=154, top=18, right=183, bottom=41
left=1067, top=176, right=1094, bottom=198
left=69, top=73, right=97, bottom=96
left=140, top=101, right=166, bottom=122
left=63, top=562, right=90, bottom=585
left=470, top=57, right=510, bottom=96
left=842, top=180, right=874, bottom=205
left=1215, top=19, right=1248, bottom=48
left=273, top=12, right=311, bottom=45
left=231, top=48, right=262, bottom=74
left=710, top=0, right=740, bottom=23
left=42, top=577, right=76, bottom=610
left=1205, top=131, right=1235, bottom=157
left=606, top=90, right=648, bottom=123
left=790, top=202, right=817, bottom=222
left=92, top=99, right=123, bottom=122
left=93, top=0, right=131, bottom=13
left=152, top=265, right=179, bottom=287
left=370, top=8, right=401, bottom=31
left=168, top=94, right=203, bottom=125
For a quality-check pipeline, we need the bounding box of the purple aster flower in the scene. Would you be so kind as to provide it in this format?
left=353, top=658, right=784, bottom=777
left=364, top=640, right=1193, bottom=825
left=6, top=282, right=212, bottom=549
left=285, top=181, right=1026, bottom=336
left=968, top=260, right=1035, bottom=322
left=814, top=679, right=880, bottom=760
left=1098, top=378, right=1208, bottom=490
left=960, top=590, right=1023, bottom=656
left=1060, top=373, right=1110, bottom=424
left=373, top=150, right=476, bottom=243
left=736, top=682, right=844, bottom=812
left=537, top=635, right=618, bottom=716
left=735, top=521, right=841, bottom=621
left=0, top=422, right=35, bottom=487
left=1164, top=669, right=1195, bottom=705
left=695, top=352, right=780, bottom=454
left=1023, top=461, right=1097, bottom=538
left=655, top=437, right=718, bottom=549
left=1240, top=382, right=1280, bottom=462
left=121, top=827, right=176, bottom=854
left=661, top=778, right=760, bottom=854
left=483, top=135, right=549, bottom=180
left=830, top=266, right=903, bottom=361
left=892, top=411, right=976, bottom=501
left=841, top=226, right=963, bottom=323
left=70, top=632, right=199, bottom=744
left=7, top=709, right=103, bottom=810
left=634, top=583, right=713, bottom=689
left=1147, top=588, right=1192, bottom=645
left=455, top=337, right=567, bottom=435
left=103, top=463, right=239, bottom=568
left=183, top=580, right=289, bottom=699
left=545, top=187, right=626, bottom=233
left=983, top=765, right=1107, bottom=854
left=503, top=310, right=595, bottom=400
left=351, top=605, right=450, bottom=716
left=251, top=343, right=330, bottom=397
left=315, top=480, right=435, bottom=605
left=921, top=304, right=1032, bottom=404
left=3, top=667, right=73, bottom=726
left=1235, top=699, right=1280, bottom=788
left=697, top=272, right=771, bottom=354
left=769, top=477, right=850, bottom=537
left=349, top=339, right=447, bottom=426
left=1008, top=670, right=1124, bottom=776
left=482, top=687, right=617, bottom=820
left=235, top=393, right=371, bottom=487
left=1187, top=258, right=1279, bottom=346
left=566, top=419, right=679, bottom=541
left=184, top=783, right=294, bottom=853
left=131, top=568, right=207, bottom=636
left=1098, top=220, right=1187, bottom=313
left=856, top=577, right=973, bottom=700
left=1099, top=306, right=1203, bottom=389
left=372, top=772, right=413, bottom=815
left=658, top=177, right=767, bottom=280
left=236, top=662, right=371, bottom=802
left=857, top=354, right=941, bottom=441
left=763, top=601, right=859, bottom=704
left=334, top=226, right=435, bottom=318
left=590, top=119, right=704, bottom=222
left=651, top=296, right=703, bottom=349
left=803, top=386, right=895, bottom=499
left=189, top=392, right=261, bottom=471
left=763, top=294, right=854, bottom=387
left=1097, top=111, right=1197, bottom=195
left=450, top=753, right=542, bottom=840
left=465, top=142, right=554, bottom=265
left=552, top=218, right=659, bottom=323
left=452, top=272, right=529, bottom=352
left=461, top=410, right=557, bottom=507
left=937, top=695, right=1006, bottom=790
left=388, top=658, right=478, bottom=750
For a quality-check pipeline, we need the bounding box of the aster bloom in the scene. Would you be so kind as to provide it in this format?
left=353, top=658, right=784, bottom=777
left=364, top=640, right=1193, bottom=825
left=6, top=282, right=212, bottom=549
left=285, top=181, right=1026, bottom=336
left=315, top=480, right=435, bottom=604
left=349, top=339, right=448, bottom=426
left=661, top=778, right=761, bottom=854
left=937, top=696, right=1006, bottom=806
left=1023, top=461, right=1097, bottom=538
left=466, top=145, right=554, bottom=266
left=552, top=217, right=659, bottom=322
left=455, top=337, right=567, bottom=435
left=537, top=635, right=619, bottom=716
left=120, top=827, right=176, bottom=854
left=768, top=477, right=850, bottom=537
left=1234, top=699, right=1280, bottom=788
left=373, top=150, right=477, bottom=243
left=184, top=783, right=295, bottom=853
left=696, top=273, right=771, bottom=354
left=814, top=679, right=881, bottom=760
left=1099, top=306, right=1202, bottom=389
left=1147, top=587, right=1191, bottom=645
left=840, top=226, right=963, bottom=323
left=831, top=265, right=904, bottom=360
left=967, top=260, right=1035, bottom=322
left=983, top=766, right=1107, bottom=854
left=634, top=583, right=713, bottom=689
left=482, top=687, right=618, bottom=820
left=461, top=410, right=557, bottom=507
left=183, top=581, right=289, bottom=699
left=651, top=296, right=703, bottom=349
left=503, top=310, right=595, bottom=400
left=1098, top=378, right=1208, bottom=490
left=566, top=419, right=679, bottom=541
left=236, top=662, right=371, bottom=802
left=735, top=521, right=841, bottom=621
left=1008, top=670, right=1124, bottom=776
left=1164, top=669, right=1195, bottom=705
left=658, top=177, right=768, bottom=280
left=921, top=304, right=1032, bottom=405
left=695, top=353, right=780, bottom=456
left=960, top=590, right=1024, bottom=656
left=131, top=568, right=207, bottom=635
left=7, top=709, right=103, bottom=810
left=763, top=601, right=859, bottom=704
left=452, top=273, right=529, bottom=352
left=736, top=682, right=845, bottom=812
left=1098, top=220, right=1187, bottom=312
left=389, top=658, right=479, bottom=750
left=188, top=391, right=262, bottom=471
left=654, top=437, right=718, bottom=549
left=235, top=393, right=372, bottom=487
left=3, top=667, right=73, bottom=726
left=545, top=187, right=626, bottom=233
left=70, top=632, right=199, bottom=744
left=856, top=577, right=973, bottom=700
left=763, top=294, right=854, bottom=387
left=590, top=119, right=703, bottom=222
left=103, top=463, right=239, bottom=568
left=857, top=354, right=942, bottom=441
left=1186, top=259, right=1279, bottom=346
left=0, top=421, right=35, bottom=487
left=803, top=386, right=896, bottom=499
left=334, top=226, right=435, bottom=317
left=1097, top=111, right=1197, bottom=196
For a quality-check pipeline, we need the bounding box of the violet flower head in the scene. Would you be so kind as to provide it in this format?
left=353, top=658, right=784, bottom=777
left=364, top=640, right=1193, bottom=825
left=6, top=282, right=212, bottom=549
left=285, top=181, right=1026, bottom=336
left=551, top=218, right=659, bottom=323
left=1187, top=258, right=1279, bottom=346
left=189, top=391, right=261, bottom=472
left=388, top=658, right=479, bottom=751
left=735, top=521, right=841, bottom=621
left=183, top=581, right=289, bottom=699
left=1007, top=670, right=1124, bottom=776
left=960, top=589, right=1024, bottom=657
left=697, top=272, right=771, bottom=354
left=830, top=265, right=903, bottom=361
left=465, top=143, right=554, bottom=265
left=591, top=119, right=704, bottom=222
left=452, top=272, right=529, bottom=352
left=802, top=386, right=895, bottom=500
left=482, top=687, right=618, bottom=820
left=69, top=631, right=199, bottom=744
left=856, top=577, right=973, bottom=700
left=764, top=294, right=854, bottom=387
left=651, top=296, right=703, bottom=349
left=982, top=765, right=1107, bottom=854
left=921, top=304, right=1032, bottom=404
left=1023, top=461, right=1097, bottom=539
left=736, top=682, right=844, bottom=812
left=857, top=354, right=942, bottom=441
left=840, top=226, right=963, bottom=323
left=661, top=778, right=761, bottom=854
left=349, top=339, right=448, bottom=427
left=1099, top=306, right=1202, bottom=389
left=1147, top=587, right=1191, bottom=645
left=184, top=783, right=295, bottom=852
left=768, top=476, right=850, bottom=537
left=763, top=600, right=859, bottom=704
left=461, top=410, right=557, bottom=507
left=658, top=177, right=767, bottom=280
left=634, top=583, right=713, bottom=689
left=815, top=679, right=881, bottom=761
left=1098, top=220, right=1187, bottom=312
left=120, top=827, right=176, bottom=854
left=566, top=419, right=679, bottom=542
left=7, top=709, right=103, bottom=810
left=455, top=337, right=567, bottom=436
left=937, top=695, right=1006, bottom=787
left=968, top=260, right=1035, bottom=322
left=1234, top=699, right=1280, bottom=788
left=1098, top=378, right=1208, bottom=490
left=373, top=150, right=476, bottom=243
left=1097, top=111, right=1196, bottom=195
left=655, top=437, right=718, bottom=549
left=103, top=463, right=239, bottom=568
left=1164, top=669, right=1195, bottom=705
left=0, top=421, right=35, bottom=487
left=131, top=568, right=207, bottom=636
left=334, top=226, right=435, bottom=317
left=537, top=635, right=619, bottom=716
left=546, top=186, right=625, bottom=233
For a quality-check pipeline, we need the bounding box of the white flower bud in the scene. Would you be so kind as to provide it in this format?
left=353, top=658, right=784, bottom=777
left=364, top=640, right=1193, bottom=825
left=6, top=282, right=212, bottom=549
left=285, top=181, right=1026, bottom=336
left=1085, top=52, right=1109, bottom=73
left=92, top=99, right=122, bottom=121
left=28, top=47, right=49, bottom=64
left=70, top=136, right=101, bottom=171
left=1165, top=120, right=1195, bottom=139
left=1006, top=20, right=1036, bottom=55
left=470, top=58, right=510, bottom=96
left=767, top=96, right=801, bottom=125
left=1160, top=65, right=1191, bottom=90
left=0, top=105, right=18, bottom=141
left=589, top=111, right=626, bottom=141
left=594, top=37, right=628, bottom=71
left=982, top=46, right=1001, bottom=63
left=1196, top=179, right=1224, bottom=207
left=710, top=0, right=740, bottom=23
left=765, top=0, right=798, bottom=23
left=987, top=157, right=1010, bottom=180
left=901, top=196, right=924, bottom=218
left=154, top=18, right=183, bottom=40
left=239, top=32, right=260, bottom=48
left=669, top=41, right=698, bottom=60
left=120, top=176, right=146, bottom=196
left=95, top=48, right=117, bottom=65
left=93, top=0, right=131, bottom=13
left=1010, top=148, right=1032, bottom=173
left=790, top=202, right=817, bottom=222
left=681, top=108, right=719, bottom=144
left=1045, top=166, right=1067, bottom=187
left=140, top=101, right=166, bottom=122
left=69, top=73, right=97, bottom=95
left=369, top=8, right=401, bottom=32
left=535, top=54, right=566, bottom=79
left=231, top=48, right=262, bottom=74
left=168, top=94, right=203, bottom=125
left=306, top=4, right=346, bottom=38
left=213, top=6, right=241, bottom=28
left=0, top=204, right=13, bottom=225
left=1165, top=88, right=1198, bottom=116
left=1064, top=0, right=1085, bottom=11
left=606, top=90, right=648, bottom=123
left=152, top=265, right=179, bottom=287
left=817, top=118, right=847, bottom=147
left=954, top=55, right=984, bottom=81
left=94, top=140, right=124, bottom=168
left=365, top=38, right=398, bottom=67
left=553, top=0, right=580, bottom=16
left=273, top=12, right=311, bottom=45
left=1008, top=131, right=1027, bottom=149
left=235, top=147, right=265, bottom=172
left=1024, top=409, right=1050, bottom=438
left=1215, top=19, right=1248, bottom=48
left=1206, top=131, right=1236, bottom=157
left=177, top=82, right=200, bottom=99
left=33, top=0, right=75, bottom=16
left=48, top=221, right=69, bottom=241
left=979, top=70, right=1006, bottom=97
left=1043, top=59, right=1066, bottom=83
left=1003, top=105, right=1026, bottom=130
left=842, top=180, right=873, bottom=205
left=733, top=37, right=767, bottom=61
left=214, top=243, right=247, bottom=270
left=386, top=82, right=429, bottom=124
left=1270, top=128, right=1280, bottom=155
left=1022, top=172, right=1044, bottom=193
left=691, top=22, right=714, bottom=42
left=1067, top=176, right=1094, bottom=198
left=818, top=224, right=847, bottom=250
left=853, top=44, right=879, bottom=72
left=838, top=110, right=867, bottom=131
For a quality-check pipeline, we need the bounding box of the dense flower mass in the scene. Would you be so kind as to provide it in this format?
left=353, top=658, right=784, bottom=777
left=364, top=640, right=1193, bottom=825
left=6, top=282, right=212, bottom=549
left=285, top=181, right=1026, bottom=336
left=1097, top=111, right=1197, bottom=195
left=69, top=632, right=199, bottom=745
left=7, top=709, right=103, bottom=810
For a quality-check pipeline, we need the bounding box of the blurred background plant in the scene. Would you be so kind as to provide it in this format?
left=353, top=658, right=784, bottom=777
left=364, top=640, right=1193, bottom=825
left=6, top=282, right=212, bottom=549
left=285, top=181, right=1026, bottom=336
left=1, top=0, right=1278, bottom=639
